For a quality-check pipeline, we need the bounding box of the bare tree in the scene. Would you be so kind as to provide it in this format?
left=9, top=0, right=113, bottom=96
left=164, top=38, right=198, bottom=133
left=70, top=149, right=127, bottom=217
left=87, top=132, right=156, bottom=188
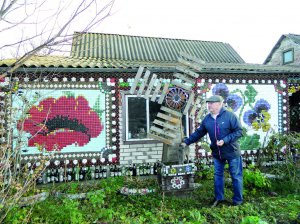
left=0, top=0, right=115, bottom=76
left=0, top=0, right=115, bottom=221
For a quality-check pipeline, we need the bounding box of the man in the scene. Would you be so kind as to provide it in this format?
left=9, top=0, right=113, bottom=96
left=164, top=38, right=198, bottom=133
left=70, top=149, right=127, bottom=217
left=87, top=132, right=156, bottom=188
left=181, top=95, right=243, bottom=206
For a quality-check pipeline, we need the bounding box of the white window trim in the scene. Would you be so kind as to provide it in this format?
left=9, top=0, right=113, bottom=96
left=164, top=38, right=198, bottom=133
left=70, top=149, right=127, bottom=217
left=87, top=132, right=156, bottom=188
left=184, top=115, right=190, bottom=137
left=125, top=95, right=153, bottom=141
left=125, top=95, right=190, bottom=141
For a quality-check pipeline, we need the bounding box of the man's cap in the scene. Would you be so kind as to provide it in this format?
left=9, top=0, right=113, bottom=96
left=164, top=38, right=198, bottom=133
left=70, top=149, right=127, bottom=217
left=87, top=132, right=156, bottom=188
left=205, top=95, right=224, bottom=103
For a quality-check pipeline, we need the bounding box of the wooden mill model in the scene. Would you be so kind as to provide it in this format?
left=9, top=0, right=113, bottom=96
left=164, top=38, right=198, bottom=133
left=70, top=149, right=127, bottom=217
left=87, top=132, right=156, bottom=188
left=129, top=52, right=206, bottom=192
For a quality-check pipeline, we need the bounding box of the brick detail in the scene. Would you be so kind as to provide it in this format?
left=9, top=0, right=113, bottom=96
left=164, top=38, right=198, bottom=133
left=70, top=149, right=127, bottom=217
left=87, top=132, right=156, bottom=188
left=119, top=142, right=163, bottom=164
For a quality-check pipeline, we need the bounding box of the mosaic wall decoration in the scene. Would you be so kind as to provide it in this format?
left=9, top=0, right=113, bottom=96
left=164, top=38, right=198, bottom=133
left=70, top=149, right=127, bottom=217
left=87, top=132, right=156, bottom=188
left=15, top=89, right=105, bottom=153
left=12, top=79, right=119, bottom=164
left=205, top=83, right=279, bottom=150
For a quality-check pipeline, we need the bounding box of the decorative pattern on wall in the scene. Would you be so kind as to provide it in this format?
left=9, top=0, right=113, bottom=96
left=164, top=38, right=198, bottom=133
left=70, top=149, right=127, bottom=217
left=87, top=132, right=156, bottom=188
left=19, top=94, right=104, bottom=151
left=195, top=78, right=288, bottom=153
left=223, top=84, right=276, bottom=150
left=288, top=82, right=300, bottom=95
left=14, top=79, right=119, bottom=164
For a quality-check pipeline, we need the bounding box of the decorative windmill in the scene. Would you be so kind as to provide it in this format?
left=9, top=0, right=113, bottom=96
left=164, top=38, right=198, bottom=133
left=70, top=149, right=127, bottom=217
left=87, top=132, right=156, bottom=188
left=130, top=52, right=207, bottom=164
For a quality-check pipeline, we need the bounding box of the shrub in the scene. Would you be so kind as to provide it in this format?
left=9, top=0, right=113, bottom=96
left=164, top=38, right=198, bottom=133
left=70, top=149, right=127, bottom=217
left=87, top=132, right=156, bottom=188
left=243, top=166, right=271, bottom=195
left=240, top=216, right=268, bottom=224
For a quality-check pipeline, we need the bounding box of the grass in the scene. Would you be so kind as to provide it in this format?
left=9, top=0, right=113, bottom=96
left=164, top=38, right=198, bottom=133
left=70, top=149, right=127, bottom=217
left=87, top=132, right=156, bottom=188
left=2, top=169, right=300, bottom=224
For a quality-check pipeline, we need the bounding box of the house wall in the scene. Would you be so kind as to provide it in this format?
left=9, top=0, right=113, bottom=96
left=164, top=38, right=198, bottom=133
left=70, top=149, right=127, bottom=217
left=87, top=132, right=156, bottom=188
left=4, top=73, right=290, bottom=168
left=119, top=103, right=164, bottom=165
left=266, top=38, right=300, bottom=66
left=118, top=77, right=287, bottom=164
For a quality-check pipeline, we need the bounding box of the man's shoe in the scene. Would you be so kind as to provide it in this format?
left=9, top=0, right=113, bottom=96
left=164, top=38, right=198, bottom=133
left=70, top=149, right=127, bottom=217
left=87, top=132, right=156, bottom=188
left=232, top=202, right=243, bottom=206
left=210, top=199, right=225, bottom=207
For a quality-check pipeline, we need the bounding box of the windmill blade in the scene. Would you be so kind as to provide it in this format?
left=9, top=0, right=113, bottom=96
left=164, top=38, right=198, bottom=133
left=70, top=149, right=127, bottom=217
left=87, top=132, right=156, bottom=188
left=129, top=52, right=209, bottom=146
left=144, top=74, right=157, bottom=99
left=147, top=133, right=173, bottom=145
left=175, top=66, right=199, bottom=79
left=183, top=91, right=195, bottom=115
left=178, top=51, right=206, bottom=65
left=150, top=126, right=177, bottom=139
left=137, top=70, right=151, bottom=97
left=173, top=73, right=196, bottom=85
left=153, top=119, right=180, bottom=131
left=160, top=106, right=182, bottom=117
left=151, top=78, right=163, bottom=102
left=148, top=106, right=182, bottom=145
left=157, top=81, right=170, bottom=104
left=171, top=80, right=192, bottom=91
left=177, top=58, right=203, bottom=73
left=129, top=66, right=144, bottom=94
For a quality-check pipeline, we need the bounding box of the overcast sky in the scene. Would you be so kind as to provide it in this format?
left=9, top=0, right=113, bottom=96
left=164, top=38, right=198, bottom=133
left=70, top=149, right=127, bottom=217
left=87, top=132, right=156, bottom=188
left=1, top=0, right=300, bottom=64
left=96, top=0, right=300, bottom=64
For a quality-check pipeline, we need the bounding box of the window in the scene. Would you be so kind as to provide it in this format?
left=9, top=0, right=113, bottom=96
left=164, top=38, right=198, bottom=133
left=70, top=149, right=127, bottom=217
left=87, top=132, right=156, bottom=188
left=283, top=49, right=294, bottom=64
left=125, top=95, right=189, bottom=141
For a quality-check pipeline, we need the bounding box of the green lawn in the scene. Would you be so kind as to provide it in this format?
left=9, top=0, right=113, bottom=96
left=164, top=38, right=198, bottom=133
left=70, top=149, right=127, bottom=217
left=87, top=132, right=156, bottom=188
left=3, top=168, right=300, bottom=224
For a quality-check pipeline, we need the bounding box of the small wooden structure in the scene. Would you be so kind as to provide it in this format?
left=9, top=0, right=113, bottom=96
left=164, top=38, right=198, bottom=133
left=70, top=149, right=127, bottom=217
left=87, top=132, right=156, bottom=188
left=129, top=53, right=207, bottom=192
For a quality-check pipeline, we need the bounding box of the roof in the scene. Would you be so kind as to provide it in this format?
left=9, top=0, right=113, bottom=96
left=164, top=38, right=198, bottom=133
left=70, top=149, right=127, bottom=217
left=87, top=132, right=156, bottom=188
left=0, top=56, right=178, bottom=70
left=1, top=32, right=300, bottom=74
left=2, top=55, right=300, bottom=74
left=70, top=32, right=245, bottom=63
left=264, top=33, right=300, bottom=64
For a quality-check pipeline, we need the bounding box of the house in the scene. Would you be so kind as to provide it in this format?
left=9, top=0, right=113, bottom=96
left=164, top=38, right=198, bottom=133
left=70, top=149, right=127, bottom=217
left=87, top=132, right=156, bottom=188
left=264, top=33, right=300, bottom=132
left=1, top=32, right=300, bottom=174
left=264, top=33, right=300, bottom=66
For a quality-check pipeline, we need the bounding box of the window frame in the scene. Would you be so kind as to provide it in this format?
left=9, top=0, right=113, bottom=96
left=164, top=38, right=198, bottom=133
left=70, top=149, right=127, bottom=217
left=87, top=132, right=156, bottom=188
left=124, top=94, right=190, bottom=142
left=125, top=95, right=151, bottom=141
left=282, top=48, right=294, bottom=64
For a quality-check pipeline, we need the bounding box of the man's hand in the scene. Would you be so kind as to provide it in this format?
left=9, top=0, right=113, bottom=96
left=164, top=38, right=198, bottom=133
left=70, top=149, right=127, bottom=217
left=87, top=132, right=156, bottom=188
left=180, top=142, right=187, bottom=148
left=216, top=140, right=224, bottom=146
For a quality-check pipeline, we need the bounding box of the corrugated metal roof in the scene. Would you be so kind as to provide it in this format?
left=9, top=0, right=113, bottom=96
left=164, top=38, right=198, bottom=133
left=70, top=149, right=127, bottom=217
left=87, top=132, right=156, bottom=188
left=71, top=32, right=245, bottom=63
left=2, top=55, right=300, bottom=74
left=0, top=56, right=178, bottom=69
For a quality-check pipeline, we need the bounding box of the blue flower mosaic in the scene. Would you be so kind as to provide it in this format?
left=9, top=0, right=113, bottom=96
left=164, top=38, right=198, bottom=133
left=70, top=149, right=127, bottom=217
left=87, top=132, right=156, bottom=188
left=243, top=109, right=257, bottom=126
left=226, top=94, right=243, bottom=112
left=212, top=84, right=243, bottom=112
left=254, top=99, right=271, bottom=113
left=243, top=98, right=271, bottom=127
left=212, top=83, right=229, bottom=99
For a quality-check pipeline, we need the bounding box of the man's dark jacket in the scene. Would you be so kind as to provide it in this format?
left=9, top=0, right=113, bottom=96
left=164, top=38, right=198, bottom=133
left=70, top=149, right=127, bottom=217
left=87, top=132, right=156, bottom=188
left=184, top=107, right=243, bottom=160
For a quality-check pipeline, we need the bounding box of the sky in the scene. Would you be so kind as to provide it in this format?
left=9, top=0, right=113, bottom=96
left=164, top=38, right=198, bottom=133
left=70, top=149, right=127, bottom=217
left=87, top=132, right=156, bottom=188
left=1, top=0, right=300, bottom=64
left=96, top=0, right=300, bottom=64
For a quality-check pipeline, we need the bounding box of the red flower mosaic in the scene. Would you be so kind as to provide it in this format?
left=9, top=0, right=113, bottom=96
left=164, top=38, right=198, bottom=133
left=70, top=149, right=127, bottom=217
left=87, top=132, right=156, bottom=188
left=19, top=96, right=103, bottom=151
